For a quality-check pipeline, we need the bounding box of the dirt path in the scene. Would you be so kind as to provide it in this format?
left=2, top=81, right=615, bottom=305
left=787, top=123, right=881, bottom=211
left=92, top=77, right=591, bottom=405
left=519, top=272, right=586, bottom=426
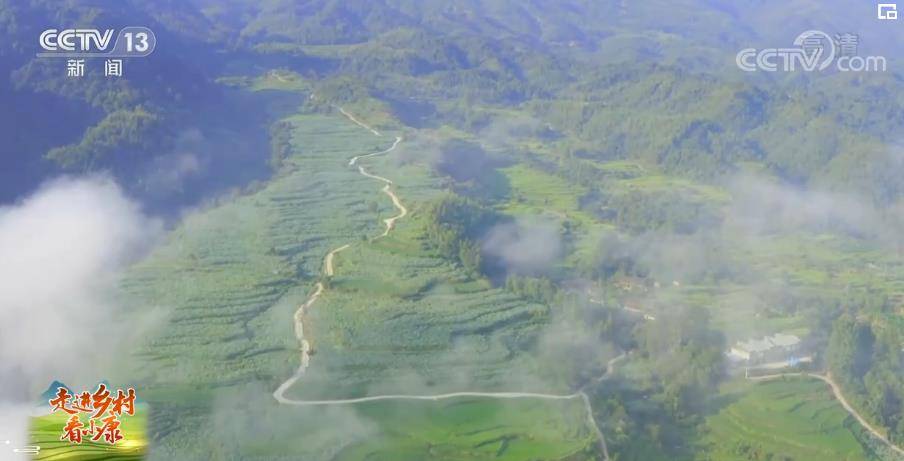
left=352, top=157, right=408, bottom=237
left=273, top=242, right=351, bottom=400
left=748, top=372, right=904, bottom=457
left=338, top=107, right=381, bottom=136
left=348, top=136, right=401, bottom=167
left=273, top=109, right=614, bottom=460
left=270, top=71, right=290, bottom=83
left=324, top=244, right=349, bottom=277
left=379, top=184, right=407, bottom=237
left=277, top=350, right=626, bottom=461
left=347, top=132, right=406, bottom=237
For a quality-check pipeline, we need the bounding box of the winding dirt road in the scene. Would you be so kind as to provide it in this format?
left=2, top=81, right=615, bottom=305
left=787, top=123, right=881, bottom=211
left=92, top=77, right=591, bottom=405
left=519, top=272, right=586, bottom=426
left=272, top=109, right=614, bottom=460
left=338, top=107, right=381, bottom=136
left=748, top=372, right=904, bottom=457
left=273, top=112, right=401, bottom=404
left=350, top=141, right=407, bottom=238
left=272, top=242, right=351, bottom=400
left=348, top=136, right=401, bottom=167
left=324, top=244, right=349, bottom=277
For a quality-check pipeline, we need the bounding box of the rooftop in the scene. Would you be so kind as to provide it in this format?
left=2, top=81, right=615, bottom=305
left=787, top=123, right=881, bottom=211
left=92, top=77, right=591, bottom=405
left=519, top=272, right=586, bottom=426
left=734, top=333, right=801, bottom=353
left=770, top=333, right=801, bottom=348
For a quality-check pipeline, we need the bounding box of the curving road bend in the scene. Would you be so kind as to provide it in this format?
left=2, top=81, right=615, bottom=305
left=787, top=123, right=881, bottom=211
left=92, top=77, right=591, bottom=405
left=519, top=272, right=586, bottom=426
left=273, top=109, right=615, bottom=460
left=748, top=372, right=904, bottom=457
left=350, top=138, right=407, bottom=238
left=348, top=136, right=401, bottom=167
left=273, top=242, right=350, bottom=401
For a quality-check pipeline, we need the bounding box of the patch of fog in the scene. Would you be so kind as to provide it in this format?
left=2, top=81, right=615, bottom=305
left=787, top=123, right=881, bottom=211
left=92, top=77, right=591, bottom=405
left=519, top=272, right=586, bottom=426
left=0, top=176, right=165, bottom=453
left=727, top=174, right=882, bottom=237
left=482, top=218, right=564, bottom=275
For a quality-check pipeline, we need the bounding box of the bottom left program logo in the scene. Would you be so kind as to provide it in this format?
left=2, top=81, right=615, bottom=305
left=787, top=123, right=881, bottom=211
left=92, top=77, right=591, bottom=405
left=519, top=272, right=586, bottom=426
left=26, top=380, right=148, bottom=460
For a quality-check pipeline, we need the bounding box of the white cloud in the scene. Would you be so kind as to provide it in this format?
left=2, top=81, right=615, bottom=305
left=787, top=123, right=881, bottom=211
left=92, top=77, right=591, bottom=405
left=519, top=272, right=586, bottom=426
left=482, top=218, right=563, bottom=274
left=0, top=176, right=161, bottom=457
left=727, top=174, right=881, bottom=236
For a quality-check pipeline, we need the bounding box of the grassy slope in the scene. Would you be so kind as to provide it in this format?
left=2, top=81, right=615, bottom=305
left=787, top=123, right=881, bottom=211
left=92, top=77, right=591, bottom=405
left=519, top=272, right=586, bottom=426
left=284, top=122, right=597, bottom=458
left=699, top=378, right=875, bottom=461
left=119, top=113, right=391, bottom=458
left=118, top=107, right=597, bottom=459
left=499, top=163, right=611, bottom=270
left=330, top=398, right=594, bottom=461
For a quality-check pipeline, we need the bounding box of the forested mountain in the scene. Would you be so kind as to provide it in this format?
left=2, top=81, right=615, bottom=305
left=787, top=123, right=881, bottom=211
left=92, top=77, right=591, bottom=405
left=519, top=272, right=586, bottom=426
left=4, top=0, right=902, bottom=207
left=0, top=0, right=296, bottom=209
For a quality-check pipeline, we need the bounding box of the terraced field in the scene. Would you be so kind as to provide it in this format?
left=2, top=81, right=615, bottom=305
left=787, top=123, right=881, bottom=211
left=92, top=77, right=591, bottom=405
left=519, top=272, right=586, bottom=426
left=699, top=378, right=876, bottom=461
left=118, top=110, right=599, bottom=460
left=121, top=114, right=390, bottom=388
left=329, top=397, right=596, bottom=461
left=292, top=208, right=554, bottom=399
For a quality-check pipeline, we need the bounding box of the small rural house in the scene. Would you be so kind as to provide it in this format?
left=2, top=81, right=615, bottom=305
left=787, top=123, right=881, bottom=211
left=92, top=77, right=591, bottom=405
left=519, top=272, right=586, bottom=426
left=728, top=333, right=801, bottom=364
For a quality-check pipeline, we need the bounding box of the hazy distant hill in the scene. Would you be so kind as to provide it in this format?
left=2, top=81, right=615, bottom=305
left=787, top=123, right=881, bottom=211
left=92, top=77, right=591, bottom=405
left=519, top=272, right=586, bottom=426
left=2, top=0, right=901, bottom=208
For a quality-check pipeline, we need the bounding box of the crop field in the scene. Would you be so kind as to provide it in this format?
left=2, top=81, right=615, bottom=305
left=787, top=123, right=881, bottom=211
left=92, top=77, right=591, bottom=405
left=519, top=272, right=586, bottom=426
left=498, top=164, right=612, bottom=271
left=329, top=397, right=597, bottom=461
left=121, top=114, right=392, bottom=387
left=114, top=107, right=598, bottom=460
left=292, top=208, right=554, bottom=399
left=699, top=378, right=876, bottom=461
